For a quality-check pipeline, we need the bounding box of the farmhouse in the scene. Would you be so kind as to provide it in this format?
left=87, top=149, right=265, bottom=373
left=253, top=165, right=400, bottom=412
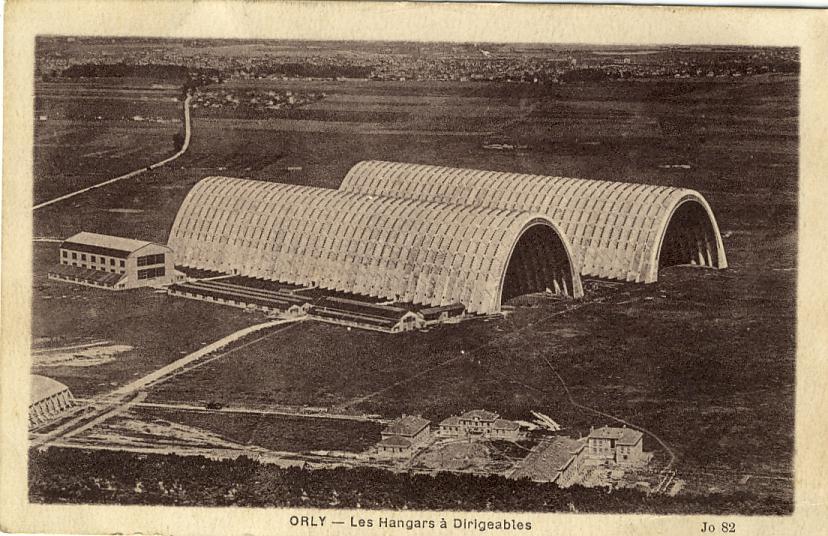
left=377, top=415, right=431, bottom=457
left=342, top=161, right=728, bottom=283
left=50, top=232, right=183, bottom=290
left=382, top=415, right=431, bottom=445
left=438, top=410, right=523, bottom=441
left=586, top=425, right=648, bottom=466
left=168, top=177, right=583, bottom=316
left=30, top=375, right=74, bottom=427
left=376, top=436, right=416, bottom=458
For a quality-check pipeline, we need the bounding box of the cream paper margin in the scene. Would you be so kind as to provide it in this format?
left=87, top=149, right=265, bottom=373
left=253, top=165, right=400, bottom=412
left=2, top=1, right=827, bottom=535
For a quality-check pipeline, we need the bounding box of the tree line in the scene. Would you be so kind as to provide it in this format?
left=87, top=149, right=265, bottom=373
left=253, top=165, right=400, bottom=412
left=29, top=448, right=790, bottom=514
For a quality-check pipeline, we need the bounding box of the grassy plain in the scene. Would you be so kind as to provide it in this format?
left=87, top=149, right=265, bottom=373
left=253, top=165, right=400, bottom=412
left=33, top=80, right=181, bottom=203
left=32, top=72, right=796, bottom=502
left=31, top=242, right=262, bottom=397
left=136, top=408, right=382, bottom=453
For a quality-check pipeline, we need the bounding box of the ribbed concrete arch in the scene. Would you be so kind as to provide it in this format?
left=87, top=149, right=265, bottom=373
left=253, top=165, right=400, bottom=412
left=168, top=177, right=583, bottom=314
left=341, top=161, right=728, bottom=283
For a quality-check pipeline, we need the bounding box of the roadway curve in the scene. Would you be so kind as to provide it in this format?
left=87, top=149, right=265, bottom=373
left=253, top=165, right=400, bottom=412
left=31, top=318, right=303, bottom=448
left=32, top=93, right=192, bottom=211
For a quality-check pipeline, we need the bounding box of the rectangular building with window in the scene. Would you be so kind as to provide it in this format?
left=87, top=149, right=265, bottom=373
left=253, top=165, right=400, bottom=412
left=49, top=231, right=182, bottom=290
left=586, top=425, right=647, bottom=466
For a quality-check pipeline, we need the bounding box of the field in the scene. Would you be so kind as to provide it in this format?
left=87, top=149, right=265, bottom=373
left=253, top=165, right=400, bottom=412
left=31, top=54, right=796, bottom=508
left=34, top=80, right=183, bottom=204
left=31, top=242, right=261, bottom=397
left=135, top=408, right=382, bottom=453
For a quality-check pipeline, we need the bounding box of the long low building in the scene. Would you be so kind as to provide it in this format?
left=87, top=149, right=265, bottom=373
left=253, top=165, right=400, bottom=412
left=341, top=161, right=727, bottom=283
left=168, top=177, right=583, bottom=315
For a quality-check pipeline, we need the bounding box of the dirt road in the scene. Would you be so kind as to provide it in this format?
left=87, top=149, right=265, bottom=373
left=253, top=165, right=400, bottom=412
left=33, top=93, right=192, bottom=210
left=32, top=318, right=303, bottom=447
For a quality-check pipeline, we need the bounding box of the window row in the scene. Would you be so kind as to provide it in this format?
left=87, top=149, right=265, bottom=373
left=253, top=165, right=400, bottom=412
left=137, top=253, right=165, bottom=266
left=62, top=250, right=125, bottom=267
left=62, top=259, right=125, bottom=274
left=138, top=267, right=166, bottom=280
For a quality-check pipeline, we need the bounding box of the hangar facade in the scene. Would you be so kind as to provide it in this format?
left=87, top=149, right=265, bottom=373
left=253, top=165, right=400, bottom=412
left=341, top=161, right=728, bottom=283
left=168, top=177, right=583, bottom=315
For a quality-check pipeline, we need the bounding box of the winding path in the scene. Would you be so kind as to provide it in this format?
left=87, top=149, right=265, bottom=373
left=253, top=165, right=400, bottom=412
left=539, top=353, right=678, bottom=471
left=32, top=93, right=192, bottom=211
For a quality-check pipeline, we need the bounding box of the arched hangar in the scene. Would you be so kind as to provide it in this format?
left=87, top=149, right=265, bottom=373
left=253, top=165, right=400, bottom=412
left=168, top=177, right=583, bottom=315
left=341, top=161, right=728, bottom=284
left=30, top=375, right=74, bottom=427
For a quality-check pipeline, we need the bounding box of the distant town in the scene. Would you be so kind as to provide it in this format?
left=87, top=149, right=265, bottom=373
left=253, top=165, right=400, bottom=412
left=37, top=38, right=798, bottom=84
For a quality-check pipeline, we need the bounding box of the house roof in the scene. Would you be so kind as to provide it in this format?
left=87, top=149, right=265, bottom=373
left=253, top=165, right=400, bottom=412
left=459, top=409, right=500, bottom=422
left=492, top=419, right=520, bottom=431
left=617, top=427, right=644, bottom=445
left=377, top=436, right=413, bottom=448
left=589, top=426, right=624, bottom=440
left=63, top=232, right=153, bottom=254
left=440, top=416, right=461, bottom=427
left=589, top=426, right=643, bottom=445
left=62, top=231, right=160, bottom=259
left=382, top=415, right=430, bottom=437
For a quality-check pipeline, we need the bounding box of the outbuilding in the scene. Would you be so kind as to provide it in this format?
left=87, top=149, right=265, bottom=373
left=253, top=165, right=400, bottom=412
left=381, top=415, right=431, bottom=447
left=586, top=425, right=647, bottom=465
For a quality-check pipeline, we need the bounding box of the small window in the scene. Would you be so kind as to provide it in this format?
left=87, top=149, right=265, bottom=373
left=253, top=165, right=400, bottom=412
left=61, top=251, right=67, bottom=258
left=120, top=260, right=125, bottom=267
left=81, top=254, right=86, bottom=261
left=72, top=252, right=77, bottom=259
left=110, top=258, right=115, bottom=266
left=90, top=255, right=96, bottom=263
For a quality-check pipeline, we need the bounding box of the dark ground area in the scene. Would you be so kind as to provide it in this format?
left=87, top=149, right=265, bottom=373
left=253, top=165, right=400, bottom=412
left=31, top=50, right=796, bottom=510
left=29, top=448, right=791, bottom=514
left=31, top=242, right=261, bottom=397
left=136, top=408, right=382, bottom=453
left=33, top=81, right=182, bottom=203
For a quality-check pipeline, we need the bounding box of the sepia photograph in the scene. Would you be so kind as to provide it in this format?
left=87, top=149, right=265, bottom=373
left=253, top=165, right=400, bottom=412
left=26, top=34, right=798, bottom=513
left=3, top=2, right=827, bottom=535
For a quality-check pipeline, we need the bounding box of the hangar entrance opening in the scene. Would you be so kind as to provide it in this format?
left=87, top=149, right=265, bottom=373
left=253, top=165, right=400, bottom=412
left=658, top=201, right=721, bottom=272
left=501, top=223, right=575, bottom=302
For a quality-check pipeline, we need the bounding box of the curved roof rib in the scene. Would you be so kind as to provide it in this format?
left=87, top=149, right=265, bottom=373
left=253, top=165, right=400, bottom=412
left=31, top=375, right=71, bottom=405
left=341, top=161, right=727, bottom=283
left=168, top=177, right=582, bottom=314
